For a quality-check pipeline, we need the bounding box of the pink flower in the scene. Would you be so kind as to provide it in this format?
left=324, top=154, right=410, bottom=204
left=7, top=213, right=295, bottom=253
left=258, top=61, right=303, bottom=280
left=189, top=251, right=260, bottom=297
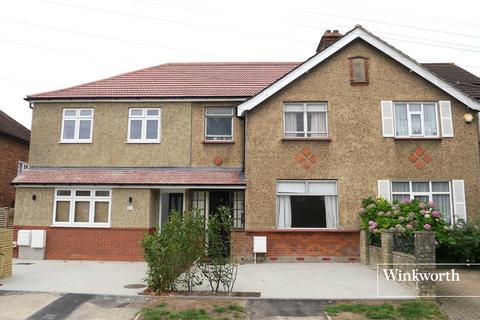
left=428, top=201, right=436, bottom=208
left=424, top=223, right=432, bottom=230
left=432, top=211, right=440, bottom=218
left=368, top=220, right=375, bottom=226
left=406, top=224, right=413, bottom=230
left=402, top=198, right=411, bottom=204
left=419, top=203, right=426, bottom=209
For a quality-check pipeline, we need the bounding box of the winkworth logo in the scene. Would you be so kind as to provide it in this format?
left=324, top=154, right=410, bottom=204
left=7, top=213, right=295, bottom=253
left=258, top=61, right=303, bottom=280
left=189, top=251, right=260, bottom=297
left=383, top=268, right=460, bottom=282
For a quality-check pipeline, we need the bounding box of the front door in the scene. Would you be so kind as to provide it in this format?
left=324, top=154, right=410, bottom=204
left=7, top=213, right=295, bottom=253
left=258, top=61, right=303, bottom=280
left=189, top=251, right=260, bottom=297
left=168, top=193, right=183, bottom=213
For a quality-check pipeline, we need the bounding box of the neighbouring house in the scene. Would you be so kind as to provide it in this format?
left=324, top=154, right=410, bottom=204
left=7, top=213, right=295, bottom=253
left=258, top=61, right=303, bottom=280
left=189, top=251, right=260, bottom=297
left=0, top=110, right=30, bottom=208
left=12, top=26, right=480, bottom=262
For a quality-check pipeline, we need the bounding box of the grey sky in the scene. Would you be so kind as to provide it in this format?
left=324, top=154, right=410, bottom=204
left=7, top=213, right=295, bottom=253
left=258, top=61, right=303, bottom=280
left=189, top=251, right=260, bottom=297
left=1, top=0, right=479, bottom=129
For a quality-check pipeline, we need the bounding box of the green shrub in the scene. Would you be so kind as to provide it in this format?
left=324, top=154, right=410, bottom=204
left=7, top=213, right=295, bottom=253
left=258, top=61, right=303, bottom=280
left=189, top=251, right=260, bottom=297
left=437, top=219, right=480, bottom=263
left=140, top=209, right=205, bottom=292
left=359, top=197, right=448, bottom=243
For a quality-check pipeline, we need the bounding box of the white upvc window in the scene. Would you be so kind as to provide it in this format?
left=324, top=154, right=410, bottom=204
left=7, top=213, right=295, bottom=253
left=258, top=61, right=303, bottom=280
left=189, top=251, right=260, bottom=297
left=276, top=180, right=338, bottom=229
left=128, top=108, right=161, bottom=143
left=17, top=161, right=29, bottom=175
left=394, top=102, right=439, bottom=137
left=53, top=189, right=111, bottom=227
left=61, top=109, right=94, bottom=143
left=284, top=103, right=328, bottom=138
left=391, top=181, right=453, bottom=224
left=205, top=107, right=234, bottom=141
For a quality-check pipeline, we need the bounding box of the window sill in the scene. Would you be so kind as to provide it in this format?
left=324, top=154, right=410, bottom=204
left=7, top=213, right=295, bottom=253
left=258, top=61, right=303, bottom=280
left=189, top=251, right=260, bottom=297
left=202, top=140, right=235, bottom=144
left=50, top=224, right=111, bottom=228
left=393, top=137, right=442, bottom=141
left=281, top=137, right=331, bottom=142
left=350, top=81, right=369, bottom=85
left=243, top=228, right=360, bottom=233
left=126, top=140, right=161, bottom=144
left=59, top=140, right=92, bottom=144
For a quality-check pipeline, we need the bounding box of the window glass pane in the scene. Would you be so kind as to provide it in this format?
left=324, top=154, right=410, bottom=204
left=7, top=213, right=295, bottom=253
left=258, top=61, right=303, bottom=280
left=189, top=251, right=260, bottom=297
left=130, top=109, right=143, bottom=116
left=64, top=110, right=76, bottom=117
left=410, top=114, right=422, bottom=134
left=291, top=196, right=326, bottom=227
left=409, top=103, right=422, bottom=112
left=78, top=120, right=91, bottom=139
left=414, top=195, right=429, bottom=203
left=424, top=104, right=437, bottom=136
left=63, top=120, right=76, bottom=139
left=432, top=182, right=449, bottom=192
left=94, top=202, right=109, bottom=223
left=285, top=112, right=303, bottom=136
left=56, top=190, right=71, bottom=196
left=55, top=201, right=70, bottom=222
left=95, top=190, right=110, bottom=197
left=412, top=182, right=429, bottom=192
left=79, top=109, right=92, bottom=116
left=392, top=194, right=409, bottom=202
left=206, top=107, right=233, bottom=115
left=433, top=194, right=451, bottom=224
left=306, top=103, right=327, bottom=112
left=74, top=201, right=90, bottom=222
left=307, top=112, right=327, bottom=136
left=352, top=58, right=366, bottom=82
left=206, top=117, right=232, bottom=136
left=146, top=109, right=159, bottom=116
left=129, top=120, right=143, bottom=139
left=75, top=190, right=91, bottom=197
left=308, top=182, right=336, bottom=195
left=395, top=104, right=408, bottom=136
left=392, top=182, right=410, bottom=192
left=278, top=181, right=306, bottom=194
left=146, top=119, right=159, bottom=139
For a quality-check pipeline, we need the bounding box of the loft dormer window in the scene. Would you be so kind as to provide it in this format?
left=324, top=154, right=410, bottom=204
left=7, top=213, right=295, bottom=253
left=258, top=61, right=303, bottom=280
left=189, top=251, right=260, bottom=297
left=349, top=57, right=369, bottom=84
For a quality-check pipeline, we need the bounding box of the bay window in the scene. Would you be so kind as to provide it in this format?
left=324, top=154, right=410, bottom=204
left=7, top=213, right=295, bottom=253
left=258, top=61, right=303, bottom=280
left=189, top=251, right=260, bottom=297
left=391, top=181, right=452, bottom=224
left=53, top=189, right=111, bottom=227
left=394, top=102, right=438, bottom=137
left=277, top=180, right=338, bottom=228
left=284, top=103, right=328, bottom=138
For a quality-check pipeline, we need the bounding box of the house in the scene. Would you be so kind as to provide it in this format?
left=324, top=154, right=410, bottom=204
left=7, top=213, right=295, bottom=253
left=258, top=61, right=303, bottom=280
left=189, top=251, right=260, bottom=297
left=0, top=110, right=30, bottom=208
left=12, top=26, right=480, bottom=262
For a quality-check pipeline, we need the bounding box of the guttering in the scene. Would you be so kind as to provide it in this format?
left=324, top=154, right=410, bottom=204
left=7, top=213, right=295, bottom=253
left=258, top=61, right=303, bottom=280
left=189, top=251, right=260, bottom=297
left=15, top=184, right=246, bottom=189
left=25, top=97, right=249, bottom=103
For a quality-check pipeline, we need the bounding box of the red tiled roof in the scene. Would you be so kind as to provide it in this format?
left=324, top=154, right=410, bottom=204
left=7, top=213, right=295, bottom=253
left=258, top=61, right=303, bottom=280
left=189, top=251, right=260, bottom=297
left=0, top=110, right=30, bottom=142
left=12, top=167, right=246, bottom=185
left=27, top=63, right=299, bottom=100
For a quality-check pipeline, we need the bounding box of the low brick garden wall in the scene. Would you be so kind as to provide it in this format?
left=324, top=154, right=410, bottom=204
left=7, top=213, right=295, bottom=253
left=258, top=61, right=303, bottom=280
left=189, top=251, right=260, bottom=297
left=0, top=208, right=13, bottom=278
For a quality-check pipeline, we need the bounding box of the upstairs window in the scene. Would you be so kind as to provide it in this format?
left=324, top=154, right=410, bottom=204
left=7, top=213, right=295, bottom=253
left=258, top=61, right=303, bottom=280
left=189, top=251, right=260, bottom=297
left=61, top=109, right=93, bottom=143
left=17, top=161, right=29, bottom=175
left=284, top=103, right=328, bottom=138
left=205, top=107, right=233, bottom=141
left=394, top=102, right=438, bottom=137
left=128, top=108, right=161, bottom=143
left=349, top=57, right=369, bottom=83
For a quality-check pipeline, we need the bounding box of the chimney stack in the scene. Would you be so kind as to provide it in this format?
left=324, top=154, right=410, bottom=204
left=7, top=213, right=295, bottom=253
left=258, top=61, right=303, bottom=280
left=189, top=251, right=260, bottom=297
left=316, top=29, right=343, bottom=53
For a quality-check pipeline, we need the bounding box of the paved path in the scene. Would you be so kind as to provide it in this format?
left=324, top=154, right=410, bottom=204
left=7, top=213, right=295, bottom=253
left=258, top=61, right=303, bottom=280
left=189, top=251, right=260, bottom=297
left=437, top=268, right=480, bottom=320
left=1, top=259, right=411, bottom=299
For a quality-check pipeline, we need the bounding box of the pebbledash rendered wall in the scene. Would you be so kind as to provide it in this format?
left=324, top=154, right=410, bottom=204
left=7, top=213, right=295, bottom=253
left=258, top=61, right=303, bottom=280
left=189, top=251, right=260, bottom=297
left=233, top=39, right=480, bottom=262
left=13, top=188, right=158, bottom=260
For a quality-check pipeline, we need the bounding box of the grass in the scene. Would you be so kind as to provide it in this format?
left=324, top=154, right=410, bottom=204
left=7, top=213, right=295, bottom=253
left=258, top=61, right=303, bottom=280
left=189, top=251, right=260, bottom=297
left=142, top=302, right=245, bottom=320
left=325, top=300, right=448, bottom=320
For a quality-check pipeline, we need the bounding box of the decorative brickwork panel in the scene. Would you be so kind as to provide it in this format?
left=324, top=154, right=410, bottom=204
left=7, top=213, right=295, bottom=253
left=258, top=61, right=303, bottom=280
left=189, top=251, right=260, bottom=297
left=294, top=147, right=318, bottom=170
left=409, top=146, right=433, bottom=170
left=13, top=226, right=150, bottom=261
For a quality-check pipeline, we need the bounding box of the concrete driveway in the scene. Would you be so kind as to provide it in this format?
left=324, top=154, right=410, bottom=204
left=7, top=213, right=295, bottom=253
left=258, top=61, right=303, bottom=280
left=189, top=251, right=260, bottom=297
left=0, top=259, right=411, bottom=299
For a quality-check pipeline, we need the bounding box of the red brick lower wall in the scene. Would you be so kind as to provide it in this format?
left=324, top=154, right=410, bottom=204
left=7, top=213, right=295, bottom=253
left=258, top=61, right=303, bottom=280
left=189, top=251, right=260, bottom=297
left=14, top=226, right=151, bottom=261
left=232, top=229, right=360, bottom=262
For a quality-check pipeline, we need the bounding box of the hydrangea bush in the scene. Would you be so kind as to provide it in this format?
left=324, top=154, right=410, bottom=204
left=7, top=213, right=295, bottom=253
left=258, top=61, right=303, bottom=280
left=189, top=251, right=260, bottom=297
left=359, top=197, right=449, bottom=243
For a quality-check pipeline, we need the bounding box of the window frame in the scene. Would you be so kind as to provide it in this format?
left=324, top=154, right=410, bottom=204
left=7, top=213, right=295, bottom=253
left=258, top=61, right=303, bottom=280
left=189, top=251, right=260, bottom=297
left=283, top=102, right=328, bottom=138
left=127, top=108, right=161, bottom=143
left=391, top=181, right=453, bottom=224
left=349, top=56, right=369, bottom=84
left=17, top=161, right=29, bottom=175
left=60, top=109, right=94, bottom=143
left=204, top=107, right=234, bottom=141
left=52, top=188, right=112, bottom=228
left=393, top=102, right=440, bottom=138
left=276, top=180, right=338, bottom=229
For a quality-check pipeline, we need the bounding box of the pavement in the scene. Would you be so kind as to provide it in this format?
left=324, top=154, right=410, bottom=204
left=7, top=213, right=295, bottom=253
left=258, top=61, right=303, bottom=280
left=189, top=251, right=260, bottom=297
left=1, top=259, right=412, bottom=299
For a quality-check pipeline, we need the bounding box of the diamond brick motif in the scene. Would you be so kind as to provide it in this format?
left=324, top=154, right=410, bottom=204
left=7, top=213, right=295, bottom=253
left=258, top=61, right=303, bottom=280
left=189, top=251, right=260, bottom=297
left=213, top=156, right=223, bottom=166
left=295, top=147, right=317, bottom=170
left=409, top=146, right=432, bottom=169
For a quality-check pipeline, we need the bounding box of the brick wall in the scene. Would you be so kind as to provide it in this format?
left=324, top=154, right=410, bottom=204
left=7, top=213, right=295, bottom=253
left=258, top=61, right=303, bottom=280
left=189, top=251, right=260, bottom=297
left=14, top=226, right=151, bottom=261
left=0, top=134, right=29, bottom=207
left=232, top=230, right=359, bottom=263
left=0, top=228, right=13, bottom=278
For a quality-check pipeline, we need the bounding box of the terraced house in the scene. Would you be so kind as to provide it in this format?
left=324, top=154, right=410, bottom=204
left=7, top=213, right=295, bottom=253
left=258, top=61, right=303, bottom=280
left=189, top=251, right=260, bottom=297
left=13, top=26, right=480, bottom=262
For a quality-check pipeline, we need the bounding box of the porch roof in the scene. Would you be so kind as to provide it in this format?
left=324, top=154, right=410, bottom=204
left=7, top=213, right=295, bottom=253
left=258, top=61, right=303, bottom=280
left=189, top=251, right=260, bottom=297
left=12, top=167, right=246, bottom=186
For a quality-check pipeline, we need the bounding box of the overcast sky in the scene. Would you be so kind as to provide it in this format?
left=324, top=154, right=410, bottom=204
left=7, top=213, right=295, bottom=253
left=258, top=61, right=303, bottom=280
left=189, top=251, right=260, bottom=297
left=1, top=0, right=480, bottom=129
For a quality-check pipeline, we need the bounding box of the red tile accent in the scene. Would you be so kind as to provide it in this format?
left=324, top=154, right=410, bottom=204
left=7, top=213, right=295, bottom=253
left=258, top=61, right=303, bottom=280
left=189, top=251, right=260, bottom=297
left=415, top=146, right=425, bottom=156
left=213, top=156, right=223, bottom=166
left=322, top=257, right=331, bottom=261
left=415, top=160, right=426, bottom=169
left=269, top=257, right=278, bottom=261
left=302, top=162, right=311, bottom=170
left=302, top=147, right=311, bottom=156
left=294, top=153, right=305, bottom=163
left=423, top=154, right=433, bottom=163
left=409, top=153, right=419, bottom=162
left=309, top=155, right=318, bottom=164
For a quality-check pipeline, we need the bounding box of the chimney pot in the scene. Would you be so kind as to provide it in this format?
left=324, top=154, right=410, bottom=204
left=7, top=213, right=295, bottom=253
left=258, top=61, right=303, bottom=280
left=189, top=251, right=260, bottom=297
left=316, top=29, right=343, bottom=53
